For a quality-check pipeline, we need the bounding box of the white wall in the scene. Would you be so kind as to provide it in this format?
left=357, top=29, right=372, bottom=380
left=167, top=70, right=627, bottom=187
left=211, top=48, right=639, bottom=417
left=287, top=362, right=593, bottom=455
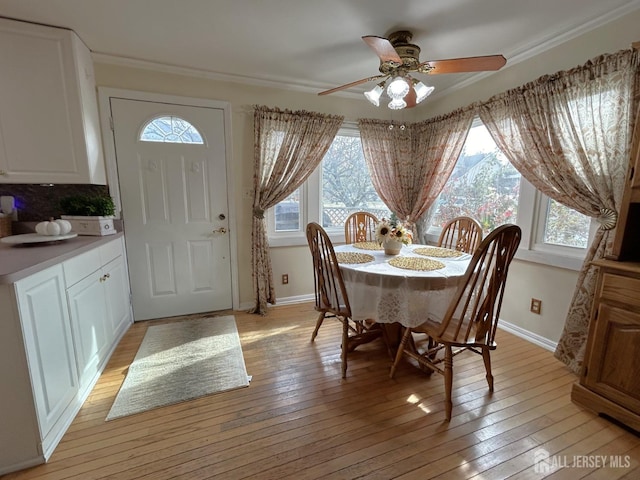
left=93, top=8, right=639, bottom=345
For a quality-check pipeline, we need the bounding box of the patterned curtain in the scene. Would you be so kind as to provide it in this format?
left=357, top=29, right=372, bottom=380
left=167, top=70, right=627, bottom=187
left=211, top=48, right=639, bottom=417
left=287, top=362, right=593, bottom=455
left=251, top=106, right=343, bottom=314
left=358, top=107, right=474, bottom=238
left=478, top=49, right=640, bottom=373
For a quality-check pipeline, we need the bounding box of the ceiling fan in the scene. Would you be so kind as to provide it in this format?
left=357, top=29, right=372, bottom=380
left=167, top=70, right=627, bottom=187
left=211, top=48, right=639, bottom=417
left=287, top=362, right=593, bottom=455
left=318, top=30, right=506, bottom=109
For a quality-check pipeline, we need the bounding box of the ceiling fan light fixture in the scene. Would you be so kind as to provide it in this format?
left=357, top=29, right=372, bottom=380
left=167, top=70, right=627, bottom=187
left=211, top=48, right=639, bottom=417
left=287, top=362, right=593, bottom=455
left=388, top=98, right=407, bottom=110
left=364, top=83, right=384, bottom=106
left=413, top=80, right=435, bottom=103
left=387, top=76, right=409, bottom=100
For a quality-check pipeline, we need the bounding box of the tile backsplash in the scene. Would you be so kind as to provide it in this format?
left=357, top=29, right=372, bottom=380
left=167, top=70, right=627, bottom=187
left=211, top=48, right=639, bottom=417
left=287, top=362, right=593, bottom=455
left=0, top=184, right=111, bottom=222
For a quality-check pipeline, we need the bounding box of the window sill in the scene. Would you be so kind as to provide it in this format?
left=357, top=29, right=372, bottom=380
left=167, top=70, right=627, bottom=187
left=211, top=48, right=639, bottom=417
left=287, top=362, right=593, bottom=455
left=514, top=249, right=584, bottom=271
left=269, top=230, right=345, bottom=248
left=426, top=231, right=584, bottom=271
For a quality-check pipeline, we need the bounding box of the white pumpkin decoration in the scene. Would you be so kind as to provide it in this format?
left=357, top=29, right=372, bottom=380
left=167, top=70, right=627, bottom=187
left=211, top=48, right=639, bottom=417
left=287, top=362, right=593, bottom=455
left=55, top=218, right=72, bottom=235
left=35, top=218, right=72, bottom=236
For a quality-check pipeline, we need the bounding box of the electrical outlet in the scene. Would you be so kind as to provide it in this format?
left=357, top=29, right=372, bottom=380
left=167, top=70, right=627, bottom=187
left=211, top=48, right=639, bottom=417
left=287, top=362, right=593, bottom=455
left=530, top=298, right=542, bottom=314
left=282, top=274, right=289, bottom=285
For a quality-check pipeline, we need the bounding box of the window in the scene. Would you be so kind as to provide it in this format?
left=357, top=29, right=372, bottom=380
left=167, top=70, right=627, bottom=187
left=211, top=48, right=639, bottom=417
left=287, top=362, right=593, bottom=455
left=274, top=190, right=300, bottom=232
left=140, top=116, right=204, bottom=144
left=538, top=198, right=589, bottom=249
left=321, top=132, right=390, bottom=230
left=430, top=123, right=520, bottom=232
left=269, top=125, right=389, bottom=244
left=430, top=119, right=593, bottom=269
left=270, top=119, right=593, bottom=269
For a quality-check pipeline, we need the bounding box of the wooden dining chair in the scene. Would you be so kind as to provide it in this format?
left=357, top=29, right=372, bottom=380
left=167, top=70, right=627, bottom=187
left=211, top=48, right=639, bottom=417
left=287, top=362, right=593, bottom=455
left=438, top=216, right=483, bottom=254
left=344, top=211, right=378, bottom=244
left=306, top=222, right=379, bottom=378
left=390, top=224, right=522, bottom=420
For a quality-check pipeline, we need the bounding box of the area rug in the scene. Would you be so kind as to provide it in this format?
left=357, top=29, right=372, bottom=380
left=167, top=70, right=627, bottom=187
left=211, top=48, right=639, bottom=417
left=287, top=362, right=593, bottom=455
left=106, top=315, right=250, bottom=420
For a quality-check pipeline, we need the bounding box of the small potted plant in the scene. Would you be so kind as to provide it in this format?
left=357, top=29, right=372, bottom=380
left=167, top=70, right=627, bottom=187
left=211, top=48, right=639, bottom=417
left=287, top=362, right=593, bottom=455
left=60, top=194, right=117, bottom=236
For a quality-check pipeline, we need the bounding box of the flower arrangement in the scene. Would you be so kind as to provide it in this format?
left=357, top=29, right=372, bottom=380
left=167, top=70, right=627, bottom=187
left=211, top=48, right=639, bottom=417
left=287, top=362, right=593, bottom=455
left=375, top=213, right=413, bottom=245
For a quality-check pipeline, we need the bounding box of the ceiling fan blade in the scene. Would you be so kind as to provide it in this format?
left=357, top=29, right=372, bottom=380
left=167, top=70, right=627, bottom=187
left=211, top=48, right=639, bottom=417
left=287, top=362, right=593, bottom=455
left=362, top=35, right=402, bottom=64
left=318, top=75, right=386, bottom=96
left=421, top=55, right=506, bottom=74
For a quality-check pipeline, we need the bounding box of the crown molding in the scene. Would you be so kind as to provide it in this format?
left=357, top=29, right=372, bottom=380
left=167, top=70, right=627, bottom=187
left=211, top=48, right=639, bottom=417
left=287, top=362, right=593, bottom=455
left=91, top=52, right=364, bottom=99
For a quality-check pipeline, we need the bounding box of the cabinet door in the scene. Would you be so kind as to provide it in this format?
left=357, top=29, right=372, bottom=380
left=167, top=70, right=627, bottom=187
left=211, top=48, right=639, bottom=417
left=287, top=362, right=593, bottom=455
left=15, top=265, right=78, bottom=440
left=584, top=302, right=640, bottom=414
left=103, top=255, right=133, bottom=337
left=0, top=18, right=105, bottom=184
left=66, top=270, right=110, bottom=390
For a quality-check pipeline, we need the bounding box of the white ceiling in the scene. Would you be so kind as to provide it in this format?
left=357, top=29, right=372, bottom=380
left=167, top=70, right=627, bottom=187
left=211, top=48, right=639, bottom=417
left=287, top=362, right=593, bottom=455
left=1, top=0, right=639, bottom=100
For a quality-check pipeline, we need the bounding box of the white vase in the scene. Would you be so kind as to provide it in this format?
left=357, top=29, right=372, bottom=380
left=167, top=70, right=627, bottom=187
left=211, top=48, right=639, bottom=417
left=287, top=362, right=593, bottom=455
left=383, top=238, right=403, bottom=255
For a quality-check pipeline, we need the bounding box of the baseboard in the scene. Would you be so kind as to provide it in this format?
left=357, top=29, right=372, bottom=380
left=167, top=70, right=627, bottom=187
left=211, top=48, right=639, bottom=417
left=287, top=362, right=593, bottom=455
left=244, top=296, right=558, bottom=352
left=498, top=319, right=557, bottom=352
left=273, top=294, right=315, bottom=306
left=239, top=294, right=315, bottom=312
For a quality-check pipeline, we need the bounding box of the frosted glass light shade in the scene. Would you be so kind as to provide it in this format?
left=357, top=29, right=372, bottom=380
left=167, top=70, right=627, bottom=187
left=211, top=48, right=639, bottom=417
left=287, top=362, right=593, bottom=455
left=387, top=77, right=409, bottom=99
left=388, top=98, right=407, bottom=110
left=364, top=84, right=384, bottom=106
left=414, top=81, right=435, bottom=103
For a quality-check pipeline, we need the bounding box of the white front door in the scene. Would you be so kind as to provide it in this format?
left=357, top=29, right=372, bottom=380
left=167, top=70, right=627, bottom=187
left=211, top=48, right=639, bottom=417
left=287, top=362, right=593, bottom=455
left=110, top=98, right=232, bottom=320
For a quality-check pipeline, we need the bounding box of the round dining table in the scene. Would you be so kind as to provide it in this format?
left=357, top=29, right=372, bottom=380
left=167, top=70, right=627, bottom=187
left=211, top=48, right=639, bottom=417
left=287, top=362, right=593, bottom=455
left=334, top=242, right=472, bottom=329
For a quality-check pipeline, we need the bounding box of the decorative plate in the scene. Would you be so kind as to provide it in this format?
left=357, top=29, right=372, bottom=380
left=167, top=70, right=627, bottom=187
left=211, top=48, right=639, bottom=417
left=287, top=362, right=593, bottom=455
left=0, top=233, right=78, bottom=245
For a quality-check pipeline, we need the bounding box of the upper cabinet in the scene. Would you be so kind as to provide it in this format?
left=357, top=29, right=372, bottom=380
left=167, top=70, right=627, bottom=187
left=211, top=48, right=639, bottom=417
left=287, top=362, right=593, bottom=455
left=0, top=18, right=106, bottom=184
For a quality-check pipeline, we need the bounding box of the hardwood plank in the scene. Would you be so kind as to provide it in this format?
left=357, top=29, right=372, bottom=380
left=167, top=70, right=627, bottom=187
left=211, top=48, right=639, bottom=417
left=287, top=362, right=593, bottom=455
left=2, top=302, right=639, bottom=480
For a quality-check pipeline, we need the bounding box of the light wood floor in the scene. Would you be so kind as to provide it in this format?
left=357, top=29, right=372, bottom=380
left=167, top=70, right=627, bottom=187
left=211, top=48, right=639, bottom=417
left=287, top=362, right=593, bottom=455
left=3, top=302, right=640, bottom=480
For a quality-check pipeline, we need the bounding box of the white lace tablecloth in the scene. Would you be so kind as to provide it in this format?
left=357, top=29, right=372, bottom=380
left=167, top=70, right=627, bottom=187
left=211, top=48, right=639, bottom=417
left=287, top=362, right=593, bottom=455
left=335, top=243, right=471, bottom=328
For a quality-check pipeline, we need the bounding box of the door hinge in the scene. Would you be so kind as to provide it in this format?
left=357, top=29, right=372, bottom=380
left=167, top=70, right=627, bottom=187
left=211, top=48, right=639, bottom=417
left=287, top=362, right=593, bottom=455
left=109, top=116, right=114, bottom=131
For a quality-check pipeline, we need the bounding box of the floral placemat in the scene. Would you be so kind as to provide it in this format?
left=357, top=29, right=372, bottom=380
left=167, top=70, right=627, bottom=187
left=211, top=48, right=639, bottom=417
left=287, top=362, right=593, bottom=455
left=336, top=252, right=375, bottom=264
left=352, top=241, right=383, bottom=250
left=413, top=246, right=463, bottom=258
left=388, top=257, right=445, bottom=271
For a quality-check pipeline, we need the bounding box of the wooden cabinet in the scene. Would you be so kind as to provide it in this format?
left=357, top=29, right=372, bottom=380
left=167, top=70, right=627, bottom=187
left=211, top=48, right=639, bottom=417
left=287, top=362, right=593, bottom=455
left=609, top=106, right=640, bottom=262
left=0, top=236, right=132, bottom=475
left=0, top=18, right=105, bottom=184
left=572, top=106, right=640, bottom=432
left=572, top=261, right=640, bottom=432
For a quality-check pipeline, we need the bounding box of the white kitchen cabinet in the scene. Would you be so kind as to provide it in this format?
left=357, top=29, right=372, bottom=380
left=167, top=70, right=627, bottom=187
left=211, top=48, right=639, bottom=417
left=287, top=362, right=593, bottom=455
left=66, top=266, right=111, bottom=390
left=65, top=237, right=132, bottom=393
left=0, top=236, right=132, bottom=475
left=0, top=17, right=106, bottom=184
left=13, top=264, right=79, bottom=463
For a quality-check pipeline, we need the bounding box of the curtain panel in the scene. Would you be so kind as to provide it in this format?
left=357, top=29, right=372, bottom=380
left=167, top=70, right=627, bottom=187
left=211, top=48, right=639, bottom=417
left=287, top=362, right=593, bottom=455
left=358, top=107, right=474, bottom=238
left=251, top=106, right=343, bottom=314
left=478, top=48, right=640, bottom=373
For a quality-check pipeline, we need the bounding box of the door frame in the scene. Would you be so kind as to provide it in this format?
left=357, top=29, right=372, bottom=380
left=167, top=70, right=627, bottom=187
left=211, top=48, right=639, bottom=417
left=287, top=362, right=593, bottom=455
left=97, top=87, right=239, bottom=311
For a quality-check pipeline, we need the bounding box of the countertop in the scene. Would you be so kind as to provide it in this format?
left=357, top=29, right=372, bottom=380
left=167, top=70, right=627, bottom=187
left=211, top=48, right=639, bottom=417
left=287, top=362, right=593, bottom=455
left=0, top=232, right=124, bottom=284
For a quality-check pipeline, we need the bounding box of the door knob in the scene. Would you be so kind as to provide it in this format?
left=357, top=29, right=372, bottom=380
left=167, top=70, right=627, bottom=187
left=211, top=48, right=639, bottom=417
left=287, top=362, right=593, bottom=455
left=212, top=227, right=227, bottom=234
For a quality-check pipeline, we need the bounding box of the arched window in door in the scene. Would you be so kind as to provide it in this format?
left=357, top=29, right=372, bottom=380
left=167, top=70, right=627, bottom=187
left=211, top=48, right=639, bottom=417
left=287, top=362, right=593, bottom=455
left=140, top=116, right=204, bottom=144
